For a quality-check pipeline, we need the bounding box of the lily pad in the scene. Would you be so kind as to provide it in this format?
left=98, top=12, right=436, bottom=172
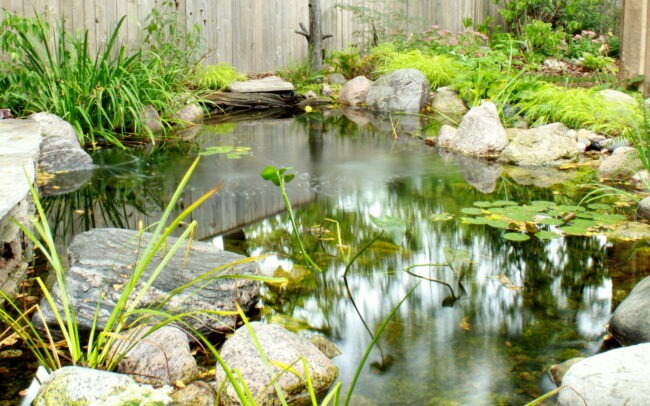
left=473, top=201, right=493, bottom=208
left=535, top=231, right=563, bottom=240
left=538, top=217, right=564, bottom=226
left=558, top=225, right=590, bottom=235
left=461, top=217, right=490, bottom=225
left=486, top=219, right=511, bottom=229
left=587, top=203, right=612, bottom=210
left=531, top=200, right=557, bottom=209
left=492, top=200, right=518, bottom=207
left=461, top=208, right=485, bottom=215
left=503, top=232, right=531, bottom=242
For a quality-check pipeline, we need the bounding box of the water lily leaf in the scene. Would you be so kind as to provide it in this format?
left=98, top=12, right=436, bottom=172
left=575, top=211, right=595, bottom=219
left=592, top=213, right=627, bottom=223
left=226, top=153, right=242, bottom=159
left=461, top=207, right=484, bottom=215
left=461, top=217, right=490, bottom=225
left=557, top=205, right=586, bottom=212
left=370, top=214, right=407, bottom=244
left=473, top=201, right=493, bottom=208
left=503, top=232, right=531, bottom=242
left=538, top=217, right=564, bottom=226
left=570, top=218, right=599, bottom=227
left=535, top=230, right=563, bottom=240
left=588, top=203, right=612, bottom=210
left=486, top=219, right=511, bottom=229
left=492, top=200, right=518, bottom=207
left=531, top=200, right=557, bottom=209
left=260, top=166, right=281, bottom=186
left=558, top=225, right=589, bottom=235
left=432, top=212, right=454, bottom=221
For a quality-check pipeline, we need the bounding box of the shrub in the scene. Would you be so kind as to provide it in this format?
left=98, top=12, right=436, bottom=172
left=192, top=63, right=246, bottom=91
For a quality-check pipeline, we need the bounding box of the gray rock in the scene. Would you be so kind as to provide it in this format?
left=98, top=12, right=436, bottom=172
left=598, top=147, right=641, bottom=180
left=112, top=325, right=198, bottom=386
left=327, top=73, right=347, bottom=85
left=437, top=102, right=508, bottom=158
left=38, top=169, right=93, bottom=196
left=608, top=221, right=650, bottom=242
left=431, top=87, right=467, bottom=116
left=33, top=366, right=172, bottom=405
left=228, top=76, right=294, bottom=93
left=367, top=111, right=422, bottom=137
left=599, top=89, right=637, bottom=106
left=29, top=112, right=79, bottom=144
left=174, top=103, right=204, bottom=124
left=214, top=322, right=338, bottom=405
left=498, top=123, right=579, bottom=166
left=34, top=228, right=260, bottom=336
left=609, top=275, right=650, bottom=345
left=638, top=197, right=650, bottom=221
left=549, top=357, right=584, bottom=386
left=338, top=76, right=373, bottom=107
left=38, top=135, right=94, bottom=173
left=557, top=343, right=650, bottom=405
left=171, top=381, right=216, bottom=406
left=366, top=69, right=430, bottom=113
left=28, top=113, right=94, bottom=173
left=141, top=105, right=164, bottom=133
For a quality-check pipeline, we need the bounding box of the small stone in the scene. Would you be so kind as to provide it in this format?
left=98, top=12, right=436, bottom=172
left=339, top=76, right=373, bottom=107
left=171, top=381, right=216, bottom=406
left=327, top=73, right=347, bottom=85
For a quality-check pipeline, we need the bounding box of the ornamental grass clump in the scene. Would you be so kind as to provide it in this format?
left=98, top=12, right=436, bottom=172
left=371, top=47, right=459, bottom=90
left=0, top=7, right=197, bottom=148
left=517, top=84, right=641, bottom=137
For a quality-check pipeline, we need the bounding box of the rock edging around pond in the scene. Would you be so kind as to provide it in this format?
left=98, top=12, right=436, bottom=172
left=32, top=323, right=339, bottom=405
left=30, top=228, right=340, bottom=404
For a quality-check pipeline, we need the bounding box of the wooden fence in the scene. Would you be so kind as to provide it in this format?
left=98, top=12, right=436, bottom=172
left=0, top=0, right=502, bottom=73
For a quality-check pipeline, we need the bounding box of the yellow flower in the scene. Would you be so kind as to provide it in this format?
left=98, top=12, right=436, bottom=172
left=304, top=105, right=313, bottom=113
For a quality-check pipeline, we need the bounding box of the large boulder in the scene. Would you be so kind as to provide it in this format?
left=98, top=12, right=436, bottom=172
left=437, top=102, right=508, bottom=158
left=34, top=228, right=261, bottom=336
left=598, top=146, right=641, bottom=180
left=29, top=112, right=94, bottom=173
left=338, top=76, right=373, bottom=107
left=113, top=325, right=199, bottom=386
left=498, top=123, right=579, bottom=166
left=609, top=275, right=650, bottom=345
left=430, top=87, right=467, bottom=116
left=557, top=343, right=650, bottom=405
left=214, top=322, right=338, bottom=405
left=365, top=69, right=430, bottom=113
left=33, top=366, right=172, bottom=405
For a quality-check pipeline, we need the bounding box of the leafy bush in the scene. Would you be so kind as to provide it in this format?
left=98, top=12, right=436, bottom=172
left=325, top=46, right=372, bottom=79
left=521, top=19, right=567, bottom=58
left=494, top=0, right=620, bottom=36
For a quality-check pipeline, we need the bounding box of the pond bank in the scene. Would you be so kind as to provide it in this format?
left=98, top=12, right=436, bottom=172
left=0, top=119, right=41, bottom=301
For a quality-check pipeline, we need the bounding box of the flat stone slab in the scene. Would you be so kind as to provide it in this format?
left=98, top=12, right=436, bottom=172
left=35, top=228, right=261, bottom=335
left=0, top=119, right=42, bottom=220
left=228, top=75, right=294, bottom=93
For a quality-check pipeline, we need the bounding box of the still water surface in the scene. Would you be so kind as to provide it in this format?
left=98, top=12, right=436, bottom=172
left=41, top=111, right=648, bottom=405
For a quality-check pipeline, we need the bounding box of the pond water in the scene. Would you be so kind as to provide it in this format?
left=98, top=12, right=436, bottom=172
left=35, top=111, right=650, bottom=405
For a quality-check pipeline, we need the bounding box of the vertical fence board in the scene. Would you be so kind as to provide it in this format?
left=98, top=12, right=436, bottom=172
left=1, top=0, right=506, bottom=72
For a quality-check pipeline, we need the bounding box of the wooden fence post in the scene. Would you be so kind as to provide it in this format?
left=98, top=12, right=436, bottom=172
left=620, top=0, right=650, bottom=93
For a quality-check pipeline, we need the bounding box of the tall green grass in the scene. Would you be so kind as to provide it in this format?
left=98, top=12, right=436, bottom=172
left=371, top=46, right=459, bottom=90
left=0, top=8, right=197, bottom=148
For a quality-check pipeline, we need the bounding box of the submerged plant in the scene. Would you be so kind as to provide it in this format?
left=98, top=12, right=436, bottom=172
left=261, top=166, right=322, bottom=271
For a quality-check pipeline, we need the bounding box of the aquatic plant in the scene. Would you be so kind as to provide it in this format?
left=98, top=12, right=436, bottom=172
left=460, top=199, right=627, bottom=241
left=261, top=166, right=322, bottom=271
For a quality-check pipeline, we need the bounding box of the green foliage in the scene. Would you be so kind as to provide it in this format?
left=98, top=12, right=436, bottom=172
left=325, top=47, right=369, bottom=79
left=516, top=84, right=641, bottom=136
left=581, top=53, right=616, bottom=73
left=261, top=166, right=321, bottom=271
left=460, top=199, right=627, bottom=241
left=372, top=48, right=459, bottom=89
left=0, top=3, right=201, bottom=148
left=192, top=62, right=246, bottom=90
left=493, top=0, right=620, bottom=36
left=521, top=19, right=566, bottom=58
left=277, top=58, right=323, bottom=92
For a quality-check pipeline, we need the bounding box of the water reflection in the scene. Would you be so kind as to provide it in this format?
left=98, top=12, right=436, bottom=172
left=43, top=112, right=633, bottom=404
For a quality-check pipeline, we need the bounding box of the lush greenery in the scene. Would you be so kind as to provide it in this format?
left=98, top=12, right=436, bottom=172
left=0, top=5, right=242, bottom=148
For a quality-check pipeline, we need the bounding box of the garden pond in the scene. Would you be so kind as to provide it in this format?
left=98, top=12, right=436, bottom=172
left=7, top=110, right=650, bottom=405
